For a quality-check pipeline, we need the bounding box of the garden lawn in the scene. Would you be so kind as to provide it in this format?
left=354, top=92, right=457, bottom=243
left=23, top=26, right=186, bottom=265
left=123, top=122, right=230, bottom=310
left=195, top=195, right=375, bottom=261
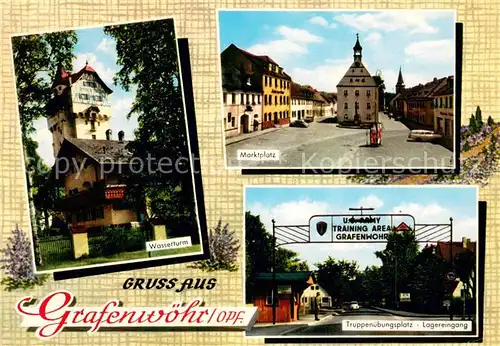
left=37, top=244, right=202, bottom=271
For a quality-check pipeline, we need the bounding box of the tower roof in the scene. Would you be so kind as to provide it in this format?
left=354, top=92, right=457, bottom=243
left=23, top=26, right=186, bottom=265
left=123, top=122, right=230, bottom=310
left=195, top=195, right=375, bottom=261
left=51, top=63, right=113, bottom=94
left=397, top=67, right=405, bottom=85
left=353, top=33, right=362, bottom=52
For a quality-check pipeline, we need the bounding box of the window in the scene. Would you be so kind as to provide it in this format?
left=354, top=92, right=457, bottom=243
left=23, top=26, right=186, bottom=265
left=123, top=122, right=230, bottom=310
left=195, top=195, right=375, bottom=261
left=246, top=94, right=250, bottom=105
left=83, top=81, right=97, bottom=88
left=355, top=90, right=360, bottom=96
left=367, top=103, right=371, bottom=109
left=227, top=112, right=231, bottom=123
left=231, top=93, right=236, bottom=104
left=269, top=96, right=272, bottom=105
left=350, top=78, right=353, bottom=82
left=275, top=96, right=277, bottom=104
left=344, top=114, right=348, bottom=120
left=275, top=78, right=277, bottom=88
left=264, top=95, right=268, bottom=105
left=280, top=96, right=283, bottom=105
left=223, top=93, right=227, bottom=104
left=79, top=93, right=89, bottom=101
left=361, top=78, right=365, bottom=82
left=252, top=94, right=255, bottom=105
left=366, top=90, right=371, bottom=96
left=265, top=292, right=277, bottom=306
left=93, top=95, right=103, bottom=102
left=449, top=96, right=453, bottom=108
left=231, top=117, right=235, bottom=127
left=258, top=95, right=261, bottom=104
left=265, top=76, right=268, bottom=86
left=344, top=103, right=348, bottom=109
left=90, top=120, right=96, bottom=131
left=280, top=80, right=283, bottom=88
left=92, top=135, right=96, bottom=139
left=367, top=114, right=372, bottom=120
left=344, top=90, right=348, bottom=96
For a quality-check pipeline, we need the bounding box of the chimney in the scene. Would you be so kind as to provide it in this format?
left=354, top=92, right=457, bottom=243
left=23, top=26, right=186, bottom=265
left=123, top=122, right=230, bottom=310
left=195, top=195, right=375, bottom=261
left=106, top=129, right=112, bottom=141
left=462, top=237, right=468, bottom=249
left=118, top=130, right=124, bottom=142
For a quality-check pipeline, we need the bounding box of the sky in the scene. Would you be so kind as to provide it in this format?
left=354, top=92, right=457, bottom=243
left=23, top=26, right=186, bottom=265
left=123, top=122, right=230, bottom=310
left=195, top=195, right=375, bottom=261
left=245, top=186, right=478, bottom=270
left=218, top=10, right=455, bottom=94
left=33, top=27, right=138, bottom=166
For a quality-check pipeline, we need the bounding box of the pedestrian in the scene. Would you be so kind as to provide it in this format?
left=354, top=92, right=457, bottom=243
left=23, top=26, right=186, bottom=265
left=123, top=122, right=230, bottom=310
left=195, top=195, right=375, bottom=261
left=314, top=292, right=321, bottom=321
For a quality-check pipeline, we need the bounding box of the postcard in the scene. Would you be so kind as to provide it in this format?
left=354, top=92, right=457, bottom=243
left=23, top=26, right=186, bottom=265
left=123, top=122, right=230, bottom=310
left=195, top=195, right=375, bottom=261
left=244, top=185, right=482, bottom=341
left=11, top=17, right=208, bottom=274
left=218, top=10, right=458, bottom=173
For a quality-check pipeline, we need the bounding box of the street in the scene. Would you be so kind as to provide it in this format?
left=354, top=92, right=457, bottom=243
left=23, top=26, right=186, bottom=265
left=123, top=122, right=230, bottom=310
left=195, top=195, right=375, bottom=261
left=226, top=113, right=454, bottom=169
left=247, top=306, right=474, bottom=337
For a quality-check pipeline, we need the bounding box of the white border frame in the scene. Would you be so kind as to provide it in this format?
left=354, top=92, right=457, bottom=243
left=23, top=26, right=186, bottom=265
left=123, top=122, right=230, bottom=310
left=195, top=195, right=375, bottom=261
left=217, top=9, right=458, bottom=171
left=242, top=185, right=480, bottom=339
left=10, top=16, right=205, bottom=275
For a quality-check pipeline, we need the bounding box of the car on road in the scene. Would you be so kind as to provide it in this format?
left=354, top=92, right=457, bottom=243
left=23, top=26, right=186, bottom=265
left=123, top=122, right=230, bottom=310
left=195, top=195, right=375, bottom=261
left=408, top=129, right=443, bottom=142
left=349, top=301, right=360, bottom=310
left=304, top=115, right=314, bottom=123
left=290, top=119, right=309, bottom=128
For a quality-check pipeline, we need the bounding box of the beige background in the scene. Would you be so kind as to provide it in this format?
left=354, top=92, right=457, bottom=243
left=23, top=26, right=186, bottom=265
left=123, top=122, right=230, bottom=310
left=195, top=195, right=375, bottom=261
left=0, top=0, right=499, bottom=345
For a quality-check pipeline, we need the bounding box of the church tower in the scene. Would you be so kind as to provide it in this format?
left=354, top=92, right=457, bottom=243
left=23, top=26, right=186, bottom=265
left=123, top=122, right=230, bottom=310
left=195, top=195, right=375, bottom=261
left=396, top=66, right=405, bottom=94
left=47, top=62, right=113, bottom=157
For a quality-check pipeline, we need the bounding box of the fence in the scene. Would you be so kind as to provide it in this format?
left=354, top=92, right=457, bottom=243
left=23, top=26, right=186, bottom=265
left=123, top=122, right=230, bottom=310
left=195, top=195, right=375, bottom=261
left=38, top=235, right=74, bottom=263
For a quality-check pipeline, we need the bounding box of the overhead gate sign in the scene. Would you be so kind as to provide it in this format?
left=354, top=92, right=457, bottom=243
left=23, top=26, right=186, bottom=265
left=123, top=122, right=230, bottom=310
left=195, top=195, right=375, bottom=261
left=309, top=214, right=415, bottom=242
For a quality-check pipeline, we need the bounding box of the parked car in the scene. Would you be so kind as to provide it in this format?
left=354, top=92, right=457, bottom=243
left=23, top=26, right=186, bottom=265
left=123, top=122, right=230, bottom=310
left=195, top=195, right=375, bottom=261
left=408, top=129, right=443, bottom=142
left=304, top=115, right=314, bottom=123
left=290, top=119, right=309, bottom=128
left=349, top=301, right=360, bottom=310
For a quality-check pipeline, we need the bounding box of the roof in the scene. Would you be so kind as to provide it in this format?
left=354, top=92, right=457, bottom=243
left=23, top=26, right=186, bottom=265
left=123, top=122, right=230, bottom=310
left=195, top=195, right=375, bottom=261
left=397, top=67, right=404, bottom=85
left=353, top=33, right=362, bottom=51
left=433, top=76, right=454, bottom=96
left=52, top=64, right=113, bottom=94
left=60, top=138, right=132, bottom=164
left=435, top=241, right=476, bottom=262
left=255, top=272, right=313, bottom=283
left=222, top=44, right=292, bottom=80
left=291, top=82, right=315, bottom=100
left=320, top=92, right=337, bottom=103
left=403, top=77, right=448, bottom=100
left=336, top=59, right=377, bottom=87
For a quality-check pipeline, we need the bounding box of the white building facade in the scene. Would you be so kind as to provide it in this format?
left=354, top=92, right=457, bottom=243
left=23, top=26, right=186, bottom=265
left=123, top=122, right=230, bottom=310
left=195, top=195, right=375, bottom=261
left=222, top=90, right=263, bottom=137
left=336, top=34, right=379, bottom=125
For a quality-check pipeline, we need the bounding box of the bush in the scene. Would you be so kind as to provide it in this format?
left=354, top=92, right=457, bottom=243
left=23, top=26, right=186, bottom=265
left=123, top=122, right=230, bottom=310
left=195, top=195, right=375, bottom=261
left=89, top=226, right=146, bottom=257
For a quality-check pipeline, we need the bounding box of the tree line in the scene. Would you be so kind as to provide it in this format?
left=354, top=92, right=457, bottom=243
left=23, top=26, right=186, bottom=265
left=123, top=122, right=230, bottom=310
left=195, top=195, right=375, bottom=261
left=246, top=211, right=476, bottom=316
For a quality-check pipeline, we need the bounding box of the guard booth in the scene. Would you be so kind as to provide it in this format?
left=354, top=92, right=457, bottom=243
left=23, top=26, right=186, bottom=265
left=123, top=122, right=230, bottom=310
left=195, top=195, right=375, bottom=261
left=252, top=272, right=314, bottom=323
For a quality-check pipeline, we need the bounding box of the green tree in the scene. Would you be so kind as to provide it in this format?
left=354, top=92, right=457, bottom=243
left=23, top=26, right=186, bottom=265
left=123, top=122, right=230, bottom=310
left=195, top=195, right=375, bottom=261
left=12, top=31, right=77, bottom=265
left=488, top=115, right=495, bottom=127
left=454, top=250, right=476, bottom=315
left=245, top=212, right=309, bottom=303
left=315, top=257, right=359, bottom=304
left=375, top=229, right=419, bottom=308
left=104, top=19, right=198, bottom=242
left=357, top=265, right=384, bottom=306
left=408, top=246, right=448, bottom=313
left=474, top=106, right=483, bottom=130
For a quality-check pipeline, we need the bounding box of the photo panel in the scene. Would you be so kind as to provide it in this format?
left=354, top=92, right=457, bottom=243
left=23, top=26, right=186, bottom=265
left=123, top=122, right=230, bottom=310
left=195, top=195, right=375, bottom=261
left=219, top=10, right=460, bottom=174
left=244, top=185, right=483, bottom=342
left=12, top=17, right=209, bottom=277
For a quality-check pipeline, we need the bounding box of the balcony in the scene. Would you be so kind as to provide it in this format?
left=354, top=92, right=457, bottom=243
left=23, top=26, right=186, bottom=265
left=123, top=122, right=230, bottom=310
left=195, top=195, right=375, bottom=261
left=57, top=180, right=127, bottom=211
